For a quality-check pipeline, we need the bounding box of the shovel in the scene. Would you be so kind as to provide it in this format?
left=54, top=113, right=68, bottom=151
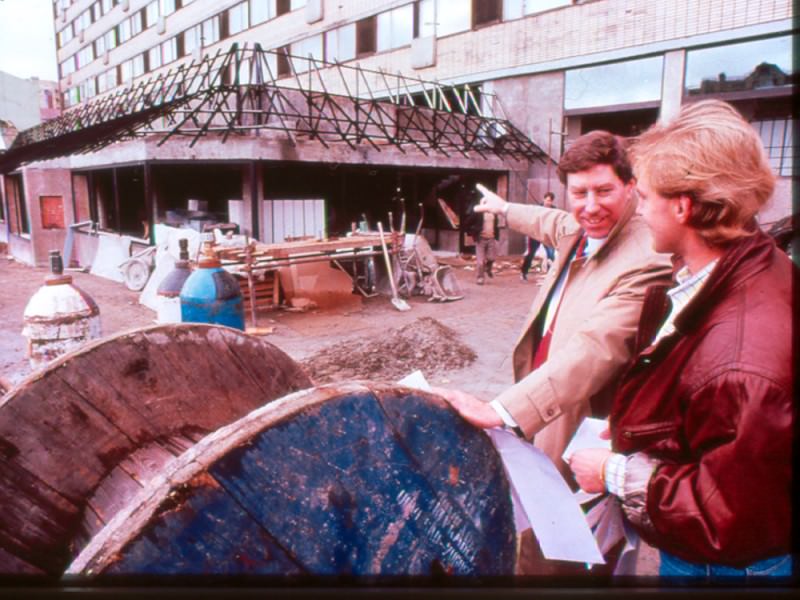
left=377, top=222, right=411, bottom=312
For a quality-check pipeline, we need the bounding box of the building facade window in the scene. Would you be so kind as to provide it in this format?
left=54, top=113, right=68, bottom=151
left=503, top=0, right=570, bottom=20
left=132, top=53, right=145, bottom=77
left=202, top=16, right=221, bottom=46
left=80, top=77, right=97, bottom=100
left=147, top=45, right=163, bottom=70
left=325, top=23, right=355, bottom=63
left=290, top=0, right=306, bottom=8
left=183, top=24, right=202, bottom=55
left=564, top=55, right=663, bottom=110
left=684, top=35, right=794, bottom=98
left=418, top=0, right=470, bottom=38
left=752, top=117, right=794, bottom=176
left=58, top=24, right=75, bottom=47
left=356, top=15, right=377, bottom=56
left=377, top=4, right=413, bottom=52
left=291, top=34, right=323, bottom=72
left=159, top=0, right=177, bottom=17
left=76, top=44, right=95, bottom=69
left=473, top=0, right=501, bottom=27
left=145, top=0, right=159, bottom=28
left=60, top=56, right=76, bottom=78
left=161, top=37, right=178, bottom=64
left=120, top=58, right=133, bottom=82
left=102, top=0, right=114, bottom=13
left=228, top=2, right=249, bottom=35
left=276, top=44, right=290, bottom=76
left=251, top=0, right=275, bottom=25
left=130, top=11, right=144, bottom=37
left=117, top=17, right=132, bottom=42
left=96, top=67, right=118, bottom=92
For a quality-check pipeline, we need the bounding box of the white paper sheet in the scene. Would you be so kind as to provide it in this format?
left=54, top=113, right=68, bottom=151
left=561, top=417, right=610, bottom=463
left=486, top=428, right=605, bottom=564
left=398, top=370, right=432, bottom=392
left=406, top=373, right=604, bottom=565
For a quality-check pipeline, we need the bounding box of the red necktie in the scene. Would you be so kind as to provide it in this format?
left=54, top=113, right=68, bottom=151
left=530, top=234, right=587, bottom=370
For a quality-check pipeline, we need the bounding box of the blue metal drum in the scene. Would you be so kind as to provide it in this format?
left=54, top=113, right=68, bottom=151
left=180, top=254, right=245, bottom=330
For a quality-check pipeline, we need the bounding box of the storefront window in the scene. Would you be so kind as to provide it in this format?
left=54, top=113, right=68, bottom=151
left=565, top=56, right=663, bottom=110
left=684, top=35, right=794, bottom=97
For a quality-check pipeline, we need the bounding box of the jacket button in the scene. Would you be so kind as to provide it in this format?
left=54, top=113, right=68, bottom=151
left=546, top=408, right=554, bottom=416
left=624, top=431, right=632, bottom=439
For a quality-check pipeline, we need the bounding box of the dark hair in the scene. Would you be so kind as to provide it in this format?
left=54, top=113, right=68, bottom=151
left=543, top=191, right=555, bottom=200
left=556, top=130, right=633, bottom=184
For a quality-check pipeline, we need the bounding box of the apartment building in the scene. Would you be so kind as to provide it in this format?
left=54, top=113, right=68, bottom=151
left=0, top=0, right=793, bottom=266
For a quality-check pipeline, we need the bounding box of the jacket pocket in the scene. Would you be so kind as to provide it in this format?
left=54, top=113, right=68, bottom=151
left=619, top=421, right=680, bottom=453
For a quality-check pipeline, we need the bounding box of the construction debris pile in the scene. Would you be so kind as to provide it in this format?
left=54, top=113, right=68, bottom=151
left=301, top=317, right=476, bottom=384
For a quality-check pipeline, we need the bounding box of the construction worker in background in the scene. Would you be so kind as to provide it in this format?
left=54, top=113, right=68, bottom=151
left=463, top=189, right=501, bottom=285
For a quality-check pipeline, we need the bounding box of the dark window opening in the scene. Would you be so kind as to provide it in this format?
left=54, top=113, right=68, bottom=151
left=219, top=10, right=230, bottom=40
left=579, top=107, right=659, bottom=137
left=473, top=0, right=501, bottom=27
left=276, top=0, right=290, bottom=16
left=356, top=16, right=376, bottom=57
left=5, top=174, right=29, bottom=235
left=276, top=45, right=291, bottom=77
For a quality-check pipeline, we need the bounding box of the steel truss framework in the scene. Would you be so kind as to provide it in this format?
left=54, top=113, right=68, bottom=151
left=0, top=43, right=547, bottom=173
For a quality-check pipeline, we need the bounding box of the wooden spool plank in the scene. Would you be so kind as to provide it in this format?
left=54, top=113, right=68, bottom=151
left=0, top=376, right=134, bottom=502
left=68, top=383, right=516, bottom=577
left=0, top=324, right=311, bottom=575
left=0, top=459, right=78, bottom=572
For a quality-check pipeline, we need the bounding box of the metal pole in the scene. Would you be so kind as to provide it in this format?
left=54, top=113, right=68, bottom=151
left=143, top=162, right=155, bottom=245
left=112, top=167, right=121, bottom=233
left=546, top=118, right=552, bottom=195
left=249, top=161, right=259, bottom=239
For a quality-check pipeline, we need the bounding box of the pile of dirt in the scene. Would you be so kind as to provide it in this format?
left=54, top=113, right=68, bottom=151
left=301, top=317, right=477, bottom=384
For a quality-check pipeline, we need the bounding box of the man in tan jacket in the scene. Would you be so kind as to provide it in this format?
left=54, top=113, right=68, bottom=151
left=436, top=130, right=672, bottom=571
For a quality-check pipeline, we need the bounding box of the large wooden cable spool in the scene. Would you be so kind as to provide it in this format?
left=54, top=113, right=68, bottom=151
left=0, top=324, right=311, bottom=575
left=67, top=383, right=516, bottom=576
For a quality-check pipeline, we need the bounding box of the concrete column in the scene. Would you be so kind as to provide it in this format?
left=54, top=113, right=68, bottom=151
left=660, top=49, right=686, bottom=123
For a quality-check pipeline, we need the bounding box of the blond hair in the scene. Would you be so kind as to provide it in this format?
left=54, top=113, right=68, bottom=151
left=630, top=100, right=775, bottom=245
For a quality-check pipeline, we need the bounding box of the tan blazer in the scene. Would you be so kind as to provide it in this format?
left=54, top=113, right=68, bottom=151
left=496, top=198, right=673, bottom=478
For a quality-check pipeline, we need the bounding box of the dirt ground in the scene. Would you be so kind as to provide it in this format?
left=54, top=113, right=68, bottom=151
left=0, top=252, right=657, bottom=575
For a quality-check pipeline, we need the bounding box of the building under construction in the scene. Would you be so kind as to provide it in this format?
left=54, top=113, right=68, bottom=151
left=0, top=0, right=793, bottom=267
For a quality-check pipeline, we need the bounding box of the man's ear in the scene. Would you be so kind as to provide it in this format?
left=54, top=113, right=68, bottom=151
left=674, top=195, right=693, bottom=224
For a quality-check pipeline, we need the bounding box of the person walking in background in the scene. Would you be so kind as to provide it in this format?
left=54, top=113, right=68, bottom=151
left=464, top=191, right=500, bottom=285
left=520, top=191, right=558, bottom=281
left=519, top=234, right=541, bottom=281
left=569, top=100, right=793, bottom=579
left=434, top=131, right=673, bottom=574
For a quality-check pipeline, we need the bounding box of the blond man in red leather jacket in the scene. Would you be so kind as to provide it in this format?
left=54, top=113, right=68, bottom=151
left=569, top=100, right=794, bottom=578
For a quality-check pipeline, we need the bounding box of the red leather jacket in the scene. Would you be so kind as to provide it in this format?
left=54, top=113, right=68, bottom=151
left=609, top=231, right=794, bottom=566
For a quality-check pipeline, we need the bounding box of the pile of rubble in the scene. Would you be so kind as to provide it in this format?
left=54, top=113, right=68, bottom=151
left=301, top=317, right=476, bottom=384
